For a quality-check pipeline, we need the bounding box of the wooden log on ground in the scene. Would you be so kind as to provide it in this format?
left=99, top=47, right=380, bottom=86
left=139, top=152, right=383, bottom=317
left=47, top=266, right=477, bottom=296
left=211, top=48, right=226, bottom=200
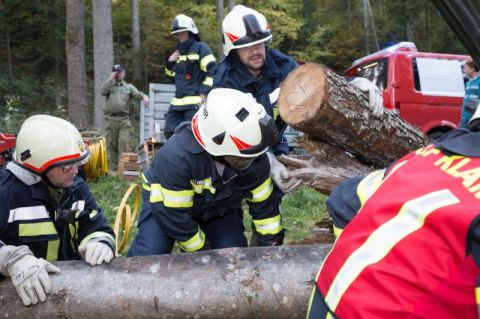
left=278, top=63, right=428, bottom=167
left=0, top=245, right=331, bottom=319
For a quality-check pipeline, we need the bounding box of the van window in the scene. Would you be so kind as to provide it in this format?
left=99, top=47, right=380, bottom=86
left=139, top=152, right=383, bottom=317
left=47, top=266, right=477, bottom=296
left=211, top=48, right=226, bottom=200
left=356, top=58, right=388, bottom=91
left=412, top=57, right=465, bottom=97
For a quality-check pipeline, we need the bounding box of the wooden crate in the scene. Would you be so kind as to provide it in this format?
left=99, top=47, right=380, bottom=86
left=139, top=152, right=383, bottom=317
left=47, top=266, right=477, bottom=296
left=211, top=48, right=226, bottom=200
left=137, top=139, right=162, bottom=170
left=118, top=152, right=141, bottom=181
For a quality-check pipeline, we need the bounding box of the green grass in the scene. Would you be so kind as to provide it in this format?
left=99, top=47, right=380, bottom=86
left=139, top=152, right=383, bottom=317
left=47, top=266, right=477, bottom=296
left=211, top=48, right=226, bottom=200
left=88, top=174, right=327, bottom=253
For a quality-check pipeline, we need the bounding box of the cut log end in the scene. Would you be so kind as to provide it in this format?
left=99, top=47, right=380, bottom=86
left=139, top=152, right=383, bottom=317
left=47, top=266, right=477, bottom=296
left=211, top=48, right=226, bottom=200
left=279, top=63, right=327, bottom=125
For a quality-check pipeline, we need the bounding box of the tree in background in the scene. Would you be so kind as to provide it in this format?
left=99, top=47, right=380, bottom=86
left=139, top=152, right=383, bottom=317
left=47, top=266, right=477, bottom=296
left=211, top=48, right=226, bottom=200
left=66, top=0, right=88, bottom=129
left=131, top=0, right=142, bottom=87
left=93, top=0, right=114, bottom=133
left=0, top=0, right=471, bottom=130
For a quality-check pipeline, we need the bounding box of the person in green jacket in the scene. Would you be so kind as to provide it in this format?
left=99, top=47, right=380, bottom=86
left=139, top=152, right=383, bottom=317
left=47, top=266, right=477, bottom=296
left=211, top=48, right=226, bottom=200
left=100, top=64, right=150, bottom=170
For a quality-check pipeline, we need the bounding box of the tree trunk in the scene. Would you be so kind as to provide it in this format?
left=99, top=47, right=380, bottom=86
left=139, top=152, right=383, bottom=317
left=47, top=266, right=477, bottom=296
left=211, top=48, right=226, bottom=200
left=131, top=0, right=142, bottom=88
left=277, top=63, right=428, bottom=168
left=66, top=0, right=87, bottom=129
left=0, top=245, right=330, bottom=319
left=216, top=0, right=225, bottom=59
left=227, top=0, right=235, bottom=11
left=93, top=0, right=114, bottom=134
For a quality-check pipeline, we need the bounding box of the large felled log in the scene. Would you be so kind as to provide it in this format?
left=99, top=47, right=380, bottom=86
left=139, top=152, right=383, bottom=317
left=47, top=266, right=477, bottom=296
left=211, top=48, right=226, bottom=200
left=278, top=63, right=428, bottom=167
left=0, top=245, right=331, bottom=319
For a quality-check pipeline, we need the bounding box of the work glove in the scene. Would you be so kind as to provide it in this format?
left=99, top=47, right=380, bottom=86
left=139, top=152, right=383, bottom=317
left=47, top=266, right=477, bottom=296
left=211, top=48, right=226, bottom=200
left=78, top=241, right=114, bottom=266
left=350, top=77, right=384, bottom=117
left=267, top=152, right=302, bottom=194
left=6, top=254, right=60, bottom=306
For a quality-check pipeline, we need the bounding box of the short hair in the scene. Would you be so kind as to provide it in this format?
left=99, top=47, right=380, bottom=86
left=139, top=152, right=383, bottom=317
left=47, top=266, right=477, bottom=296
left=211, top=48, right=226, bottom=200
left=465, top=60, right=479, bottom=72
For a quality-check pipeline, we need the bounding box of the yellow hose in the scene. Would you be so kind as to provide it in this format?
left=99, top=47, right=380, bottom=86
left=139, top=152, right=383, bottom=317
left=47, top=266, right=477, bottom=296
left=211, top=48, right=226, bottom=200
left=113, top=183, right=141, bottom=256
left=81, top=132, right=109, bottom=179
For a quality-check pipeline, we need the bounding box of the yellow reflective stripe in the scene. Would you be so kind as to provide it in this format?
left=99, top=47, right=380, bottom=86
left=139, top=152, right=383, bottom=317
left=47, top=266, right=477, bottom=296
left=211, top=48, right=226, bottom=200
left=190, top=178, right=216, bottom=194
left=150, top=183, right=194, bottom=208
left=19, top=222, right=57, bottom=237
left=200, top=54, right=216, bottom=72
left=177, top=54, right=200, bottom=62
left=171, top=96, right=202, bottom=106
left=249, top=177, right=274, bottom=203
left=476, top=287, right=480, bottom=304
left=356, top=170, right=386, bottom=205
left=46, top=239, right=59, bottom=261
left=202, top=77, right=213, bottom=87
left=80, top=231, right=115, bottom=246
left=165, top=67, right=175, bottom=77
left=178, top=228, right=205, bottom=252
left=89, top=210, right=98, bottom=219
left=333, top=225, right=343, bottom=238
left=150, top=184, right=163, bottom=203
left=252, top=214, right=282, bottom=235
left=142, top=173, right=151, bottom=191
left=273, top=106, right=280, bottom=120
left=324, top=189, right=459, bottom=313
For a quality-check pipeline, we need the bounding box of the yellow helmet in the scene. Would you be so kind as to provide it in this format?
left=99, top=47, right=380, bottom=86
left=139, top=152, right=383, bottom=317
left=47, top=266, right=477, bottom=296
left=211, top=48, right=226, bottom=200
left=15, top=115, right=90, bottom=173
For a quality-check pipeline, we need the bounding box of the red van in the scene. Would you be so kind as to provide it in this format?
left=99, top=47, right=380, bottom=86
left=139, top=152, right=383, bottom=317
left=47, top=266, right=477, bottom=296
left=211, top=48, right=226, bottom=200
left=345, top=42, right=470, bottom=138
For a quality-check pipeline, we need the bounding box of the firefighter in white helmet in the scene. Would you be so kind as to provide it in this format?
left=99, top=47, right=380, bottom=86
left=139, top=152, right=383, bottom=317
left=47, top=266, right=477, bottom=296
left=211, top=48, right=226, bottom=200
left=128, top=88, right=284, bottom=256
left=164, top=14, right=217, bottom=139
left=0, top=115, right=115, bottom=306
left=214, top=5, right=383, bottom=194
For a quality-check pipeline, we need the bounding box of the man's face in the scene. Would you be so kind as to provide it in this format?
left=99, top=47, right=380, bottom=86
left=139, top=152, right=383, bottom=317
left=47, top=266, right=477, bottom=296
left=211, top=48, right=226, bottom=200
left=115, top=70, right=125, bottom=82
left=237, top=42, right=266, bottom=75
left=46, top=163, right=79, bottom=188
left=223, top=155, right=257, bottom=171
left=176, top=31, right=190, bottom=43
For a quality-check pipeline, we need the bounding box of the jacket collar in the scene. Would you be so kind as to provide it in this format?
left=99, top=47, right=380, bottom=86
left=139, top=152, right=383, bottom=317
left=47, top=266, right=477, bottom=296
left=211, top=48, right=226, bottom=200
left=177, top=38, right=196, bottom=54
left=174, top=122, right=205, bottom=154
left=434, top=128, right=480, bottom=157
left=6, top=162, right=42, bottom=186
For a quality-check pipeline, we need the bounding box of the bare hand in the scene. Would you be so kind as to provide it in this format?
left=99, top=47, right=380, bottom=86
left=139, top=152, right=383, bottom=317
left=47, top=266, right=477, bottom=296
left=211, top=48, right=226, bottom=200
left=168, top=50, right=180, bottom=63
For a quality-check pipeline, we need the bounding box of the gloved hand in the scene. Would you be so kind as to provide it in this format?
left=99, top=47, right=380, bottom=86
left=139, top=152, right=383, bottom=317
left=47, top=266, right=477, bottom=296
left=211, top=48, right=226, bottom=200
left=78, top=241, right=114, bottom=266
left=350, top=77, right=384, bottom=117
left=267, top=152, right=302, bottom=194
left=7, top=255, right=60, bottom=306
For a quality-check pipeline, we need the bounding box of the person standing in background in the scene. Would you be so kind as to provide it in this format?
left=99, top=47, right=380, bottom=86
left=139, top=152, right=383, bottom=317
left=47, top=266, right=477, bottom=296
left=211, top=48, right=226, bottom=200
left=101, top=64, right=150, bottom=170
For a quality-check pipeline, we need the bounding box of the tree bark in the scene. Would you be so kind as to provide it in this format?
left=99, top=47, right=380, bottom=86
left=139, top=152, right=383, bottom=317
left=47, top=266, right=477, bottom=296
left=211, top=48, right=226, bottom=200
left=279, top=136, right=372, bottom=195
left=278, top=63, right=428, bottom=168
left=93, top=0, right=114, bottom=134
left=131, top=0, right=142, bottom=87
left=0, top=245, right=330, bottom=319
left=216, top=0, right=225, bottom=60
left=66, top=0, right=88, bottom=129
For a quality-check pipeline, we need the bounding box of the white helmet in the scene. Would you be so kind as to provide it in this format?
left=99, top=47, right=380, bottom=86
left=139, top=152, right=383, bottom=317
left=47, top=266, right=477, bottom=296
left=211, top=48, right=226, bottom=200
left=15, top=115, right=90, bottom=174
left=222, top=5, right=272, bottom=56
left=171, top=14, right=198, bottom=35
left=192, top=88, right=278, bottom=157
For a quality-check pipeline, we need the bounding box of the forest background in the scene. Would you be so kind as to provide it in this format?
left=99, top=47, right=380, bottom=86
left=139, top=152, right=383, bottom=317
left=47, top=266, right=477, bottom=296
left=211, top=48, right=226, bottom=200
left=0, top=0, right=468, bottom=133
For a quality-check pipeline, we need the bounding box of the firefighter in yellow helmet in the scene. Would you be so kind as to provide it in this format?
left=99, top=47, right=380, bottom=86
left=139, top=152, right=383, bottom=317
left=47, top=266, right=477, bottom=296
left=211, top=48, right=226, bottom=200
left=0, top=115, right=115, bottom=306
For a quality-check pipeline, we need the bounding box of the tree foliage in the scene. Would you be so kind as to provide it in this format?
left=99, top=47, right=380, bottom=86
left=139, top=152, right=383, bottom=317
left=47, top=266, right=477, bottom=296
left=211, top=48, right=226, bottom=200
left=0, top=0, right=470, bottom=130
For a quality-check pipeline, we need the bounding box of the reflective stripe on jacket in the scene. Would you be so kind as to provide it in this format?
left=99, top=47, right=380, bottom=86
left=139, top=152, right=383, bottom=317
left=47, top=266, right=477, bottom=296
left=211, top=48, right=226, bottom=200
left=0, top=166, right=115, bottom=261
left=142, top=122, right=282, bottom=251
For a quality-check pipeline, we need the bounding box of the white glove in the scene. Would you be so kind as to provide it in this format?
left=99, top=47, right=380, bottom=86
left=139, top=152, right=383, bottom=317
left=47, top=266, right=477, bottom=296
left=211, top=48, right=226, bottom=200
left=78, top=241, right=114, bottom=266
left=267, top=152, right=302, bottom=194
left=350, top=77, right=384, bottom=117
left=7, top=255, right=60, bottom=306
